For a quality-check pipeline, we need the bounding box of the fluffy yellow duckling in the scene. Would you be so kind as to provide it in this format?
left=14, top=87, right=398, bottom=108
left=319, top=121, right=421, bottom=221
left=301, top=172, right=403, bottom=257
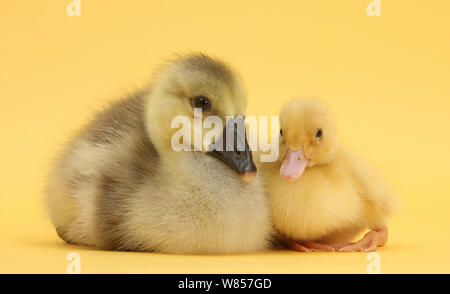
left=263, top=98, right=399, bottom=252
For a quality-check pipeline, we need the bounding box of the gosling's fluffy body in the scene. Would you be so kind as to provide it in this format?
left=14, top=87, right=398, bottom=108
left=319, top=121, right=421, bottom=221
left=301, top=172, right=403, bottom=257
left=263, top=98, right=399, bottom=244
left=45, top=55, right=274, bottom=254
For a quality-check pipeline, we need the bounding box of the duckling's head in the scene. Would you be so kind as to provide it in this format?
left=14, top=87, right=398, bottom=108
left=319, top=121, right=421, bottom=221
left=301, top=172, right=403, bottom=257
left=145, top=54, right=256, bottom=181
left=278, top=98, right=338, bottom=182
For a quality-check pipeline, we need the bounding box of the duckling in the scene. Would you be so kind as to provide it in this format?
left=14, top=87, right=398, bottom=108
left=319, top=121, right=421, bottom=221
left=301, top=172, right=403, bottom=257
left=263, top=98, right=399, bottom=252
left=45, top=54, right=274, bottom=254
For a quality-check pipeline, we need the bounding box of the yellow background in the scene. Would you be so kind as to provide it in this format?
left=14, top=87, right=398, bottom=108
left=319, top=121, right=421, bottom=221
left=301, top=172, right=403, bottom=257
left=1, top=0, right=449, bottom=273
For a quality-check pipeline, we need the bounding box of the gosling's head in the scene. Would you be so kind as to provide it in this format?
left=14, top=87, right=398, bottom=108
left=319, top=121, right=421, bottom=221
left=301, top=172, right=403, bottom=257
left=145, top=54, right=256, bottom=181
left=278, top=98, right=338, bottom=182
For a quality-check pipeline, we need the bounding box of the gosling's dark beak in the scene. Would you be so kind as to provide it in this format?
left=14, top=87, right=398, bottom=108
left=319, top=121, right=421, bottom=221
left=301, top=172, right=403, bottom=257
left=206, top=115, right=257, bottom=182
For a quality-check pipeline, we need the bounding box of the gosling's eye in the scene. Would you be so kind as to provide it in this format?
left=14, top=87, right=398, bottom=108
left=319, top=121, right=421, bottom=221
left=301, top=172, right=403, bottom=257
left=280, top=129, right=283, bottom=136
left=315, top=129, right=323, bottom=139
left=192, top=95, right=211, bottom=112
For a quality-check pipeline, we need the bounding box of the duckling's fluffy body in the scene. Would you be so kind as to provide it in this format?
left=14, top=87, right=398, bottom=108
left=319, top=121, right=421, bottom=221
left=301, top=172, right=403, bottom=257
left=265, top=146, right=396, bottom=244
left=263, top=98, right=399, bottom=251
left=45, top=55, right=273, bottom=254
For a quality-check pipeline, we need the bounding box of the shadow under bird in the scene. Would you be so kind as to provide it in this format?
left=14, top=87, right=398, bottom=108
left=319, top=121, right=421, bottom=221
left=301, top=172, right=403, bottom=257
left=45, top=54, right=274, bottom=254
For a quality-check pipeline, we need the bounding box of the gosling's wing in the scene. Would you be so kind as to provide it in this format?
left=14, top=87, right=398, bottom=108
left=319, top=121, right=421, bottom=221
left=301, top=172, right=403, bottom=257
left=46, top=90, right=160, bottom=249
left=82, top=91, right=161, bottom=250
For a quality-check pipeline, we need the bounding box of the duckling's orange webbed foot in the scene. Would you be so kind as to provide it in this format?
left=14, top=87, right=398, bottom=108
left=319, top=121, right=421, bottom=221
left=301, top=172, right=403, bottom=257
left=288, top=240, right=336, bottom=252
left=333, top=226, right=388, bottom=252
left=287, top=226, right=388, bottom=252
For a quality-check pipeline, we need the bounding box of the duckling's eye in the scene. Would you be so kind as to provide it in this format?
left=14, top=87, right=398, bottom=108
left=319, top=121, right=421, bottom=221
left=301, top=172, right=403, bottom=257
left=192, top=95, right=211, bottom=112
left=280, top=129, right=283, bottom=136
left=315, top=129, right=323, bottom=139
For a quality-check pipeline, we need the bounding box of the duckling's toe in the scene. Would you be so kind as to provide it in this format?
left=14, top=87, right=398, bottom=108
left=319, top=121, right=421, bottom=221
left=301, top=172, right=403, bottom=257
left=336, top=226, right=388, bottom=252
left=287, top=241, right=311, bottom=252
left=288, top=240, right=336, bottom=252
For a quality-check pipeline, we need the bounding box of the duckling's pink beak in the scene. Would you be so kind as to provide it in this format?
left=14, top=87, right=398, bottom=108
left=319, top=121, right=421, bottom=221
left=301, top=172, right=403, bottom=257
left=280, top=148, right=309, bottom=182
